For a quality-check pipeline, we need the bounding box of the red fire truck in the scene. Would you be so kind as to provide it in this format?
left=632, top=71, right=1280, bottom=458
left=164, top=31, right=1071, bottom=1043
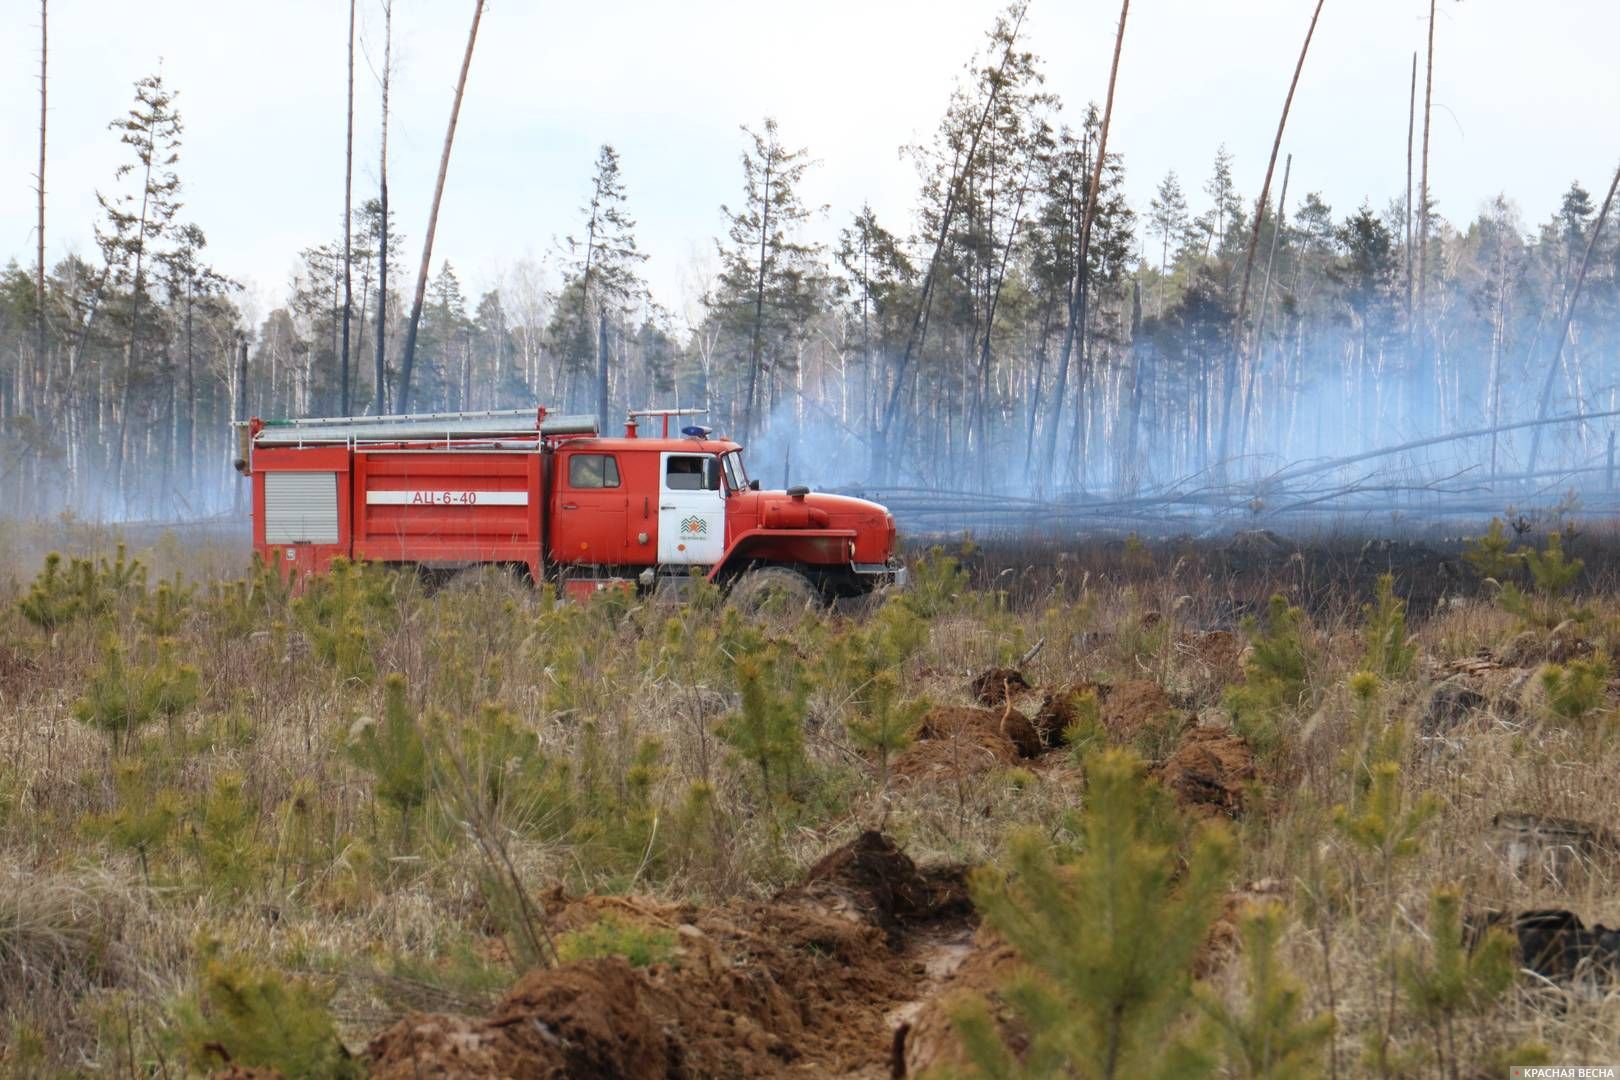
left=236, top=406, right=903, bottom=603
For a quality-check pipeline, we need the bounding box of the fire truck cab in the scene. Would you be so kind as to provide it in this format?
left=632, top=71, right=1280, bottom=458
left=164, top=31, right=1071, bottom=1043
left=237, top=406, right=902, bottom=602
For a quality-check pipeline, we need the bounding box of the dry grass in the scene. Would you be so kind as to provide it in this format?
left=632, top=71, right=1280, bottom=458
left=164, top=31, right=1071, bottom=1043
left=1, top=527, right=1620, bottom=1073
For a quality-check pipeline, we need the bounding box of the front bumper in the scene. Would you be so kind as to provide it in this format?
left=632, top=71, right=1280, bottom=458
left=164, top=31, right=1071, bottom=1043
left=852, top=559, right=907, bottom=589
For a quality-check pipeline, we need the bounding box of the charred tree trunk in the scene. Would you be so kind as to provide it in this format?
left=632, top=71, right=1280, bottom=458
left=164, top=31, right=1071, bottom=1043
left=1404, top=51, right=1416, bottom=334
left=875, top=2, right=1027, bottom=479
left=340, top=0, right=355, bottom=415
left=398, top=0, right=486, bottom=413
left=743, top=154, right=773, bottom=442
left=1415, top=0, right=1436, bottom=395
left=372, top=0, right=392, bottom=417
left=1043, top=0, right=1127, bottom=483
left=595, top=310, right=609, bottom=432
left=36, top=0, right=48, bottom=406
left=1220, top=0, right=1324, bottom=470
left=1241, top=152, right=1292, bottom=451
left=1528, top=162, right=1620, bottom=472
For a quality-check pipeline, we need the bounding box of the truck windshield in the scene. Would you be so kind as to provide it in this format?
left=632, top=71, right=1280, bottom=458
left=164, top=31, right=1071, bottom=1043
left=721, top=451, right=749, bottom=493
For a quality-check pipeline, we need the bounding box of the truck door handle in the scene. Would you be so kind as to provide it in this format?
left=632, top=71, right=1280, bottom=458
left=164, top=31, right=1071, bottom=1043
left=562, top=502, right=578, bottom=510
left=643, top=496, right=649, bottom=518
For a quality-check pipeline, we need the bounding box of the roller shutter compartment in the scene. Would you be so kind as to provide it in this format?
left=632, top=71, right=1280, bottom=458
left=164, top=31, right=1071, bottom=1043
left=264, top=472, right=339, bottom=544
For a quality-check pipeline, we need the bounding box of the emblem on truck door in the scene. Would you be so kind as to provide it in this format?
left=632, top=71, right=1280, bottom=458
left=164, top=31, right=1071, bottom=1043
left=680, top=515, right=709, bottom=536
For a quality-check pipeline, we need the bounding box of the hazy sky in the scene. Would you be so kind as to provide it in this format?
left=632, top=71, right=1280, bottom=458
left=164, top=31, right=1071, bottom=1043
left=3, top=0, right=1617, bottom=328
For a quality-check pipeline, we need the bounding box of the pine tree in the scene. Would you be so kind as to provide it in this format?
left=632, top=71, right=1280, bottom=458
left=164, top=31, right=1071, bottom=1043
left=1148, top=171, right=1190, bottom=316
left=1194, top=902, right=1335, bottom=1079
left=951, top=748, right=1234, bottom=1078
left=562, top=144, right=646, bottom=425
left=1399, top=886, right=1515, bottom=1080
left=97, top=73, right=183, bottom=504
left=1359, top=574, right=1415, bottom=681
left=711, top=118, right=823, bottom=439
left=347, top=674, right=429, bottom=849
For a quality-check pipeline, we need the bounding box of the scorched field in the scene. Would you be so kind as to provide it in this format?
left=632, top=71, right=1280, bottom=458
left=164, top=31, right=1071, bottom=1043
left=3, top=520, right=1620, bottom=1077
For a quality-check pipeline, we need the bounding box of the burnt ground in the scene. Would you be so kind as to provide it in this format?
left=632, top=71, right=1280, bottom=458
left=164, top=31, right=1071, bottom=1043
left=917, top=520, right=1620, bottom=621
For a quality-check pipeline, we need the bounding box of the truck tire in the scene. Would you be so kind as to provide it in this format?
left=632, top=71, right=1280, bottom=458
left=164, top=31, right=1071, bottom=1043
left=725, top=567, right=819, bottom=620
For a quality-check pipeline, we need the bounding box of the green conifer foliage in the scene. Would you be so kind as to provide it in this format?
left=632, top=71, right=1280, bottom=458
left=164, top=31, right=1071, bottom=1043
left=902, top=543, right=975, bottom=617
left=1500, top=530, right=1591, bottom=628
left=845, top=669, right=927, bottom=798
left=171, top=943, right=358, bottom=1078
left=951, top=749, right=1235, bottom=1078
left=1462, top=518, right=1519, bottom=580
left=716, top=646, right=810, bottom=810
left=83, top=758, right=183, bottom=887
left=347, top=674, right=429, bottom=848
left=1195, top=902, right=1335, bottom=1079
left=206, top=557, right=292, bottom=638
left=291, top=557, right=396, bottom=681
left=1359, top=575, right=1415, bottom=681
left=135, top=573, right=194, bottom=636
left=1539, top=656, right=1611, bottom=737
left=18, top=545, right=147, bottom=632
left=72, top=632, right=201, bottom=752
left=182, top=772, right=266, bottom=897
left=1224, top=595, right=1311, bottom=761
left=1399, top=886, right=1515, bottom=1079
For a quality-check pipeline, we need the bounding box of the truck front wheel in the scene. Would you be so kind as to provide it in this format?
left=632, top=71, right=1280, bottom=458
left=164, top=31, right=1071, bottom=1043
left=725, top=567, right=819, bottom=619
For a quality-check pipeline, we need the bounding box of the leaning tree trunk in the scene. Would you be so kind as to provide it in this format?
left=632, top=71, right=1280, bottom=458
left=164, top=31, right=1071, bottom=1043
left=1043, top=0, right=1128, bottom=483
left=1415, top=0, right=1436, bottom=395
left=1528, top=162, right=1620, bottom=473
left=1240, top=152, right=1292, bottom=451
left=1219, top=0, right=1325, bottom=470
left=876, top=3, right=1028, bottom=479
left=398, top=0, right=486, bottom=413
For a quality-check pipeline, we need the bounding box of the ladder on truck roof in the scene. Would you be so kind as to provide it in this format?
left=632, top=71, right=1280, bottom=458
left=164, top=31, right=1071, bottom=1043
left=242, top=407, right=598, bottom=448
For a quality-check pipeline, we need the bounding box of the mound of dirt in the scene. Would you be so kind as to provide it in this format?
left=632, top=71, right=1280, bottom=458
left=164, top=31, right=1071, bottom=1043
left=366, top=832, right=976, bottom=1079
left=1101, top=680, right=1180, bottom=742
left=1031, top=681, right=1105, bottom=745
left=365, top=957, right=667, bottom=1079
left=916, top=705, right=1042, bottom=760
left=782, top=830, right=972, bottom=944
left=1155, top=726, right=1256, bottom=818
left=969, top=666, right=1032, bottom=706
left=1173, top=630, right=1245, bottom=703
left=1196, top=877, right=1288, bottom=977
left=897, top=925, right=1024, bottom=1077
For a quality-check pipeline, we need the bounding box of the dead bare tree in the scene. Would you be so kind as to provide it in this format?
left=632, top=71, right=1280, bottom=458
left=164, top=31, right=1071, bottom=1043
left=341, top=0, right=355, bottom=415
left=1404, top=51, right=1416, bottom=330
left=36, top=0, right=48, bottom=405
left=398, top=0, right=487, bottom=413
left=372, top=0, right=392, bottom=417
left=1042, top=0, right=1129, bottom=482
left=1219, top=0, right=1325, bottom=470
left=875, top=1, right=1028, bottom=480
left=1239, top=152, right=1291, bottom=450
left=1415, top=0, right=1436, bottom=376
left=1527, top=162, right=1620, bottom=472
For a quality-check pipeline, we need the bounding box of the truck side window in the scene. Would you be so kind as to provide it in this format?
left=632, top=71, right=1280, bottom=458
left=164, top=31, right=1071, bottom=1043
left=666, top=455, right=718, bottom=492
left=568, top=454, right=620, bottom=489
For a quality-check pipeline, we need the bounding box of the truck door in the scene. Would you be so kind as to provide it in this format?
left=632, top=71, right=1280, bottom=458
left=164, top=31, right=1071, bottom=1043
left=551, top=450, right=629, bottom=565
left=658, top=452, right=725, bottom=564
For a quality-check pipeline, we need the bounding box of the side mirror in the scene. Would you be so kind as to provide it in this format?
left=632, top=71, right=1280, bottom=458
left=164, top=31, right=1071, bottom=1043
left=748, top=479, right=761, bottom=491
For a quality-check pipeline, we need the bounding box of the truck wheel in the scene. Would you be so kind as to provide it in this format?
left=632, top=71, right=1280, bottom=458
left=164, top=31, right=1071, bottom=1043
left=725, top=567, right=819, bottom=620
